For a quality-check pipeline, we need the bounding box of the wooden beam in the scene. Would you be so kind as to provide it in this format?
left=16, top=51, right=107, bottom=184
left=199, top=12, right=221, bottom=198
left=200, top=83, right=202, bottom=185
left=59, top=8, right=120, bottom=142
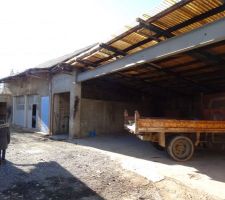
left=100, top=43, right=127, bottom=56
left=76, top=59, right=97, bottom=68
left=128, top=62, right=212, bottom=92
left=88, top=0, right=193, bottom=65
left=167, top=4, right=225, bottom=34
left=82, top=39, right=214, bottom=92
left=137, top=18, right=174, bottom=38
left=123, top=5, right=225, bottom=55
left=107, top=0, right=193, bottom=45
left=78, top=34, right=217, bottom=92
left=77, top=17, right=225, bottom=82
left=136, top=28, right=162, bottom=42
left=145, top=63, right=212, bottom=92
left=136, top=60, right=201, bottom=78
left=118, top=73, right=190, bottom=97
left=78, top=42, right=209, bottom=92
left=190, top=51, right=225, bottom=66
left=128, top=5, right=225, bottom=53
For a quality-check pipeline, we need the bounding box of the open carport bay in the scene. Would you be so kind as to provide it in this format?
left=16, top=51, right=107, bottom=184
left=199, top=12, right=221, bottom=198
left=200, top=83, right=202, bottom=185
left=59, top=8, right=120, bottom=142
left=79, top=40, right=225, bottom=140
left=74, top=5, right=225, bottom=146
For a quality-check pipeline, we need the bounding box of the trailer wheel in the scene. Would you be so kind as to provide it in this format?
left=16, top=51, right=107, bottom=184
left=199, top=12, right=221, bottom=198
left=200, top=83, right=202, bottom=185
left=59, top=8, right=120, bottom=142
left=152, top=142, right=164, bottom=151
left=167, top=136, right=194, bottom=162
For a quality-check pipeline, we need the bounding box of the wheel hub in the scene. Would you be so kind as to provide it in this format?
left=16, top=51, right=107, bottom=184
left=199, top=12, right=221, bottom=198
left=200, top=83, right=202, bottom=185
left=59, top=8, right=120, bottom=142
left=173, top=139, right=190, bottom=158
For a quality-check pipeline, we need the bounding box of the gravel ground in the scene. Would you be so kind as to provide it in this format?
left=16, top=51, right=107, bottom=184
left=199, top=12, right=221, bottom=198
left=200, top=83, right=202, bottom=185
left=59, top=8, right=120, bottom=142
left=0, top=131, right=220, bottom=200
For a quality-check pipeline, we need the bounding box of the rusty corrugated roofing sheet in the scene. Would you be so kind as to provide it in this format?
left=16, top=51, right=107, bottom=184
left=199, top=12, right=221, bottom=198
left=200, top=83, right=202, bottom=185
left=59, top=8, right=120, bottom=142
left=66, top=0, right=225, bottom=71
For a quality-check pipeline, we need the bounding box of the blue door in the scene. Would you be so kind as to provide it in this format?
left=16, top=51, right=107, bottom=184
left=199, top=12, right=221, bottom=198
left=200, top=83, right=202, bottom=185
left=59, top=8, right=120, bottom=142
left=41, top=96, right=50, bottom=133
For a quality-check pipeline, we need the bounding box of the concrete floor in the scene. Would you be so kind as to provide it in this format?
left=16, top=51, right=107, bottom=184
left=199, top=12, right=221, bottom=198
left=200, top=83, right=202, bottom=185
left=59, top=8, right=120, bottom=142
left=76, top=133, right=225, bottom=199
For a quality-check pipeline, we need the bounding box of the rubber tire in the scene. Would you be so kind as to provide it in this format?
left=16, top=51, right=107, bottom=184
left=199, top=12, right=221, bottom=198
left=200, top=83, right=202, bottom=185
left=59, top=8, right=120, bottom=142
left=152, top=142, right=165, bottom=151
left=167, top=136, right=194, bottom=162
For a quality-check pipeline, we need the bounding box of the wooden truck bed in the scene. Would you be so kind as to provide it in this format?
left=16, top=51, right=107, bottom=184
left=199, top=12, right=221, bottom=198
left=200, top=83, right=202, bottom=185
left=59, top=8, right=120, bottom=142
left=124, top=111, right=225, bottom=161
left=124, top=111, right=225, bottom=134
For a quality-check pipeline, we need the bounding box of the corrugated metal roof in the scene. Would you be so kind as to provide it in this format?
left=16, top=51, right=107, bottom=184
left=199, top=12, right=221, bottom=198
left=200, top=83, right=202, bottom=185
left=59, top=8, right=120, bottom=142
left=65, top=0, right=225, bottom=71
left=0, top=43, right=98, bottom=82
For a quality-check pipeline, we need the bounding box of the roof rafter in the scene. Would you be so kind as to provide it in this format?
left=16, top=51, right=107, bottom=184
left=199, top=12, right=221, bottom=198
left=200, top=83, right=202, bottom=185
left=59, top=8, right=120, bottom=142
left=115, top=71, right=191, bottom=97
left=77, top=17, right=225, bottom=82
left=100, top=43, right=127, bottom=56
left=167, top=3, right=225, bottom=34
left=137, top=18, right=174, bottom=38
left=107, top=0, right=194, bottom=46
left=76, top=59, right=97, bottom=68
left=92, top=39, right=211, bottom=92
left=145, top=63, right=212, bottom=92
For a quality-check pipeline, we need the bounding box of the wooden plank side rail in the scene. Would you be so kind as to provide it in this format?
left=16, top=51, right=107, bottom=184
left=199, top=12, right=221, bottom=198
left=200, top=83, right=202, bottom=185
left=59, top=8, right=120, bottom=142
left=124, top=111, right=225, bottom=161
left=138, top=119, right=225, bottom=130
left=124, top=111, right=225, bottom=134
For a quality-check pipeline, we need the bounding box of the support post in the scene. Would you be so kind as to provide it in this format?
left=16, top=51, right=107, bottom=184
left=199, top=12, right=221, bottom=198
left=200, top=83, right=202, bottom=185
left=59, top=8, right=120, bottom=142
left=24, top=95, right=28, bottom=128
left=12, top=97, right=16, bottom=124
left=158, top=132, right=166, bottom=147
left=195, top=132, right=201, bottom=146
left=69, top=71, right=82, bottom=138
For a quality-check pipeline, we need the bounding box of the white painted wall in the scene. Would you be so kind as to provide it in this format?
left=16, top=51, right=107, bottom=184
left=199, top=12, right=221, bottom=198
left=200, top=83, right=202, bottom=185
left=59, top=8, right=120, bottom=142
left=27, top=95, right=39, bottom=128
left=14, top=96, right=25, bottom=126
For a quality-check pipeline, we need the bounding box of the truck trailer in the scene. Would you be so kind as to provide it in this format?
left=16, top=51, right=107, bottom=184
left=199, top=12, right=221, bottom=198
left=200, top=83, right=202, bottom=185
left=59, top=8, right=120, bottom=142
left=124, top=110, right=225, bottom=161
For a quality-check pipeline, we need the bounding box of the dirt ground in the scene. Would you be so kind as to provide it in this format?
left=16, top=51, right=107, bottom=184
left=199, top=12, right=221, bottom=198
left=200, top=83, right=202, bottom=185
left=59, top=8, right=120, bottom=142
left=0, top=131, right=221, bottom=200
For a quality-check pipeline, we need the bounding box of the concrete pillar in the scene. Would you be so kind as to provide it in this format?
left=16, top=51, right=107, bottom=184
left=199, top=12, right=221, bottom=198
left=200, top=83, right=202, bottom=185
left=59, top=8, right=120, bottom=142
left=69, top=71, right=81, bottom=138
left=24, top=95, right=28, bottom=127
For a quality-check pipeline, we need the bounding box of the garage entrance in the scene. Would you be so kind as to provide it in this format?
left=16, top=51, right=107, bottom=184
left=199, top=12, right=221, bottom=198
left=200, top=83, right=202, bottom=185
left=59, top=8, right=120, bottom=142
left=53, top=92, right=70, bottom=135
left=79, top=40, right=225, bottom=145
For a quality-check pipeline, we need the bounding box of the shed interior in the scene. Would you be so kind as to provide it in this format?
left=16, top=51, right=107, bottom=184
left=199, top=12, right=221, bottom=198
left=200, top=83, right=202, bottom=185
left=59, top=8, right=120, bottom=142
left=1, top=0, right=225, bottom=137
left=80, top=40, right=225, bottom=136
left=61, top=0, right=225, bottom=136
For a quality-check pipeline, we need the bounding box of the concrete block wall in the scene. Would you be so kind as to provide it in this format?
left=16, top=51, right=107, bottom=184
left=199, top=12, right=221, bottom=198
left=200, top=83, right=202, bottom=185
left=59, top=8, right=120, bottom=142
left=80, top=79, right=148, bottom=136
left=6, top=76, right=50, bottom=131
left=80, top=98, right=138, bottom=136
left=7, top=76, right=49, bottom=97
left=79, top=77, right=205, bottom=137
left=5, top=71, right=81, bottom=137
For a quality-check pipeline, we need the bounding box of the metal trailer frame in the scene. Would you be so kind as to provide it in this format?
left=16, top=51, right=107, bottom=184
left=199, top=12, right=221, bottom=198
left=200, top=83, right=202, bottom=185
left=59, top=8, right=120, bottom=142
left=124, top=110, right=225, bottom=161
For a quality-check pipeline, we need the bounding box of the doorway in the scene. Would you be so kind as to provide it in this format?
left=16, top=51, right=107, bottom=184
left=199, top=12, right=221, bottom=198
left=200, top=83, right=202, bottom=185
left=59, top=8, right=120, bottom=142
left=53, top=92, right=70, bottom=135
left=41, top=96, right=50, bottom=133
left=32, top=104, right=37, bottom=128
left=27, top=95, right=38, bottom=129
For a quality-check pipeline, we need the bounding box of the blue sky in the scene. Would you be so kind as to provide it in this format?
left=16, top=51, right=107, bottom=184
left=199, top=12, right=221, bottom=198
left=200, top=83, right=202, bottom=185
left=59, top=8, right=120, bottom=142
left=0, top=0, right=163, bottom=78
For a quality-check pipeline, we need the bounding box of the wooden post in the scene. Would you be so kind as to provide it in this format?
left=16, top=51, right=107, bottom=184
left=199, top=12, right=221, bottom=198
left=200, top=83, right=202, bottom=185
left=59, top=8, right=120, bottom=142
left=134, top=110, right=140, bottom=134
left=195, top=132, right=201, bottom=146
left=124, top=110, right=128, bottom=124
left=158, top=132, right=166, bottom=147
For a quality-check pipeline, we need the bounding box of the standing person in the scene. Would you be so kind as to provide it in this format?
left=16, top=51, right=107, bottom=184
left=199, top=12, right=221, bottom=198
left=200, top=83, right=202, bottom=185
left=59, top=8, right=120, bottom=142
left=0, top=125, right=10, bottom=165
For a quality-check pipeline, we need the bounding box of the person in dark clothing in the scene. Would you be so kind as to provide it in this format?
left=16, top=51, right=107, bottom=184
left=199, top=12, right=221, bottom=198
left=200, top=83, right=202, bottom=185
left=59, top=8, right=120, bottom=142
left=0, top=125, right=10, bottom=165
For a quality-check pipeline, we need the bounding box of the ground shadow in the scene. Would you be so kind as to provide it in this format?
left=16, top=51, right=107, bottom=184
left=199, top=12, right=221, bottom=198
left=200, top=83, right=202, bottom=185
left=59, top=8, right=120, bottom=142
left=73, top=132, right=225, bottom=184
left=0, top=161, right=104, bottom=200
